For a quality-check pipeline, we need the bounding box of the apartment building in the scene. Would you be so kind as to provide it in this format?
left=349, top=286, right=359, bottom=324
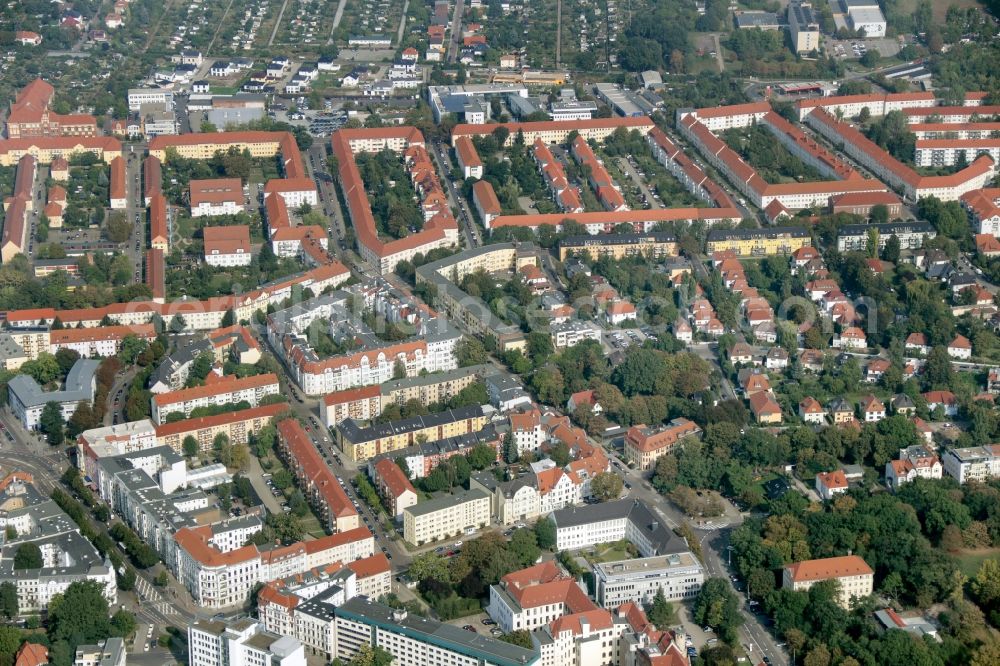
left=472, top=180, right=502, bottom=227
left=257, top=554, right=391, bottom=659
left=836, top=221, right=936, bottom=252
left=8, top=358, right=99, bottom=430
left=788, top=1, right=820, bottom=53
left=594, top=551, right=704, bottom=608
left=549, top=499, right=689, bottom=556
left=942, top=444, right=1000, bottom=484
left=646, top=127, right=738, bottom=210
left=277, top=419, right=360, bottom=532
left=371, top=459, right=418, bottom=518
left=782, top=555, right=874, bottom=608
left=188, top=618, right=305, bottom=666
left=48, top=323, right=156, bottom=357
left=337, top=405, right=490, bottom=462
left=203, top=225, right=252, bottom=267
left=332, top=127, right=459, bottom=274
left=706, top=227, right=811, bottom=256
left=267, top=289, right=461, bottom=396
left=487, top=560, right=598, bottom=633
left=557, top=233, right=679, bottom=262
left=550, top=320, right=602, bottom=349
left=173, top=520, right=375, bottom=609
left=402, top=488, right=490, bottom=546
left=321, top=364, right=487, bottom=426
left=0, top=474, right=117, bottom=614
left=623, top=418, right=701, bottom=471
left=5, top=79, right=98, bottom=139
left=334, top=598, right=539, bottom=666
left=472, top=448, right=610, bottom=525
left=415, top=244, right=538, bottom=353
left=150, top=373, right=280, bottom=424
left=886, top=445, right=942, bottom=491
left=154, top=401, right=285, bottom=453
left=262, top=178, right=318, bottom=209
left=127, top=88, right=175, bottom=110
left=452, top=116, right=654, bottom=146
left=73, top=638, right=126, bottom=666
left=454, top=136, right=483, bottom=178
left=488, top=207, right=739, bottom=236
left=190, top=179, right=245, bottom=217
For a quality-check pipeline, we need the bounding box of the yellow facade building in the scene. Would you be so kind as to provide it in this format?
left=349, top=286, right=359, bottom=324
left=336, top=405, right=489, bottom=462
left=706, top=226, right=810, bottom=256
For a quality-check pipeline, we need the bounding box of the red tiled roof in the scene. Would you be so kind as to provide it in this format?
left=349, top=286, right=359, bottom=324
left=373, top=458, right=416, bottom=499
left=278, top=418, right=358, bottom=520
left=472, top=180, right=501, bottom=214
left=749, top=391, right=781, bottom=416
left=109, top=156, right=125, bottom=200
left=15, top=643, right=48, bottom=666
left=50, top=323, right=155, bottom=345
left=154, top=402, right=288, bottom=438
left=818, top=469, right=848, bottom=491
left=203, top=224, right=251, bottom=255
left=454, top=135, right=482, bottom=168
left=347, top=552, right=391, bottom=579
left=190, top=178, right=243, bottom=206
left=153, top=373, right=279, bottom=407
left=785, top=555, right=872, bottom=583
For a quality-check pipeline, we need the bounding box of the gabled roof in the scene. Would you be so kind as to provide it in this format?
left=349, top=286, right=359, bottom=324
left=785, top=555, right=872, bottom=583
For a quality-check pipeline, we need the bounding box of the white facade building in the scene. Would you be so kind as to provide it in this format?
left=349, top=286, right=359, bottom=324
left=188, top=618, right=305, bottom=666
left=594, top=552, right=704, bottom=608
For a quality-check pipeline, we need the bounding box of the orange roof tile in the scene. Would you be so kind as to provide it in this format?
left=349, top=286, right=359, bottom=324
left=785, top=555, right=872, bottom=583
left=153, top=373, right=279, bottom=407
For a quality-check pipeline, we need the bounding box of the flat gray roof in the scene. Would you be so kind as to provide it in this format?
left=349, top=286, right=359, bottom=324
left=336, top=598, right=539, bottom=666
left=8, top=358, right=99, bottom=409
left=404, top=488, right=488, bottom=518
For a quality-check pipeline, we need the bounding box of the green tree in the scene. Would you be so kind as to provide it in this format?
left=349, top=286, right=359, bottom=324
left=455, top=337, right=488, bottom=366
left=13, top=542, right=42, bottom=569
left=118, top=335, right=147, bottom=365
left=590, top=472, right=624, bottom=501
left=182, top=435, right=199, bottom=457
left=408, top=551, right=450, bottom=584
left=154, top=571, right=169, bottom=587
left=0, top=582, right=18, bottom=620
left=110, top=608, right=136, bottom=638
left=347, top=645, right=394, bottom=666
left=48, top=581, right=111, bottom=644
left=467, top=444, right=496, bottom=470
left=0, top=626, right=21, bottom=666
left=647, top=586, right=676, bottom=628
left=534, top=517, right=556, bottom=550
left=66, top=401, right=97, bottom=439
left=54, top=348, right=81, bottom=377
left=508, top=528, right=541, bottom=567
left=692, top=577, right=743, bottom=644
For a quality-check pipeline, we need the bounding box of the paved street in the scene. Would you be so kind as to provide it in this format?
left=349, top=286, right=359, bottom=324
left=617, top=157, right=661, bottom=209
left=430, top=139, right=481, bottom=248
left=611, top=452, right=788, bottom=666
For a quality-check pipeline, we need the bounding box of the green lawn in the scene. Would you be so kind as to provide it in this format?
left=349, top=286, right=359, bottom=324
left=584, top=542, right=636, bottom=564
left=955, top=548, right=1000, bottom=578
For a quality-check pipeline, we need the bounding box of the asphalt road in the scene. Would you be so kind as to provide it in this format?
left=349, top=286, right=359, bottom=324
left=611, top=452, right=788, bottom=666
left=430, top=139, right=481, bottom=248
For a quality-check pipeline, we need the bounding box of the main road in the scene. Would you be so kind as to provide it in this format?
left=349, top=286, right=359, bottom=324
left=611, top=452, right=788, bottom=665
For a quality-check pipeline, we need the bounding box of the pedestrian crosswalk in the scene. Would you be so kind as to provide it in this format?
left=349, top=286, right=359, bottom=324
left=135, top=575, right=178, bottom=617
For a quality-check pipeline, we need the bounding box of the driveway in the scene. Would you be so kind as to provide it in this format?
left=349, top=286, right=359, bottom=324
left=246, top=455, right=285, bottom=514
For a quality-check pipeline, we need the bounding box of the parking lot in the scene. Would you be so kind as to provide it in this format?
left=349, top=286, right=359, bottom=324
left=602, top=327, right=656, bottom=353
left=828, top=36, right=901, bottom=59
